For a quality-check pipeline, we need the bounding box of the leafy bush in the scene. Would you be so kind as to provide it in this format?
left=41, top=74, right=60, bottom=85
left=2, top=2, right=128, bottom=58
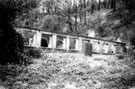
left=26, top=48, right=42, bottom=58
left=117, top=54, right=124, bottom=59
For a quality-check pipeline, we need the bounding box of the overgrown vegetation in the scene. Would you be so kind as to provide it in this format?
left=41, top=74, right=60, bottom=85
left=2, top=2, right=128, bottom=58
left=0, top=0, right=39, bottom=64
left=25, top=48, right=42, bottom=58
left=1, top=53, right=135, bottom=89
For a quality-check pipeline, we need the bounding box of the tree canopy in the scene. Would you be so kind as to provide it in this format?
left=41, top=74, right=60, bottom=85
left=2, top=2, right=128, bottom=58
left=15, top=0, right=135, bottom=43
left=0, top=0, right=39, bottom=21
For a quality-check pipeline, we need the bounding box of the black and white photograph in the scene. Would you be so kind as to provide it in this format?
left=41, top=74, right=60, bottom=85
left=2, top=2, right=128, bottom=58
left=0, top=0, right=135, bottom=89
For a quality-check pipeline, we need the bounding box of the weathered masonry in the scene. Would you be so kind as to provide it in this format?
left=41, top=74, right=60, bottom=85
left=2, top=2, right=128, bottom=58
left=17, top=27, right=125, bottom=55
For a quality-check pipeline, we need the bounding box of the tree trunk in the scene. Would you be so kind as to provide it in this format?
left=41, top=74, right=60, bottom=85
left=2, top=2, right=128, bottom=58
left=91, top=4, right=94, bottom=14
left=83, top=0, right=87, bottom=24
left=79, top=0, right=83, bottom=24
left=75, top=4, right=78, bottom=32
left=103, top=0, right=107, bottom=8
left=111, top=0, right=114, bottom=8
left=106, top=0, right=110, bottom=9
left=98, top=0, right=101, bottom=10
left=91, top=0, right=95, bottom=14
left=113, top=0, right=116, bottom=11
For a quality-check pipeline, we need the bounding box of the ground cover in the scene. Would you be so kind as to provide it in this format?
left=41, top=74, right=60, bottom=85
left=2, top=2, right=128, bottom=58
left=0, top=53, right=135, bottom=89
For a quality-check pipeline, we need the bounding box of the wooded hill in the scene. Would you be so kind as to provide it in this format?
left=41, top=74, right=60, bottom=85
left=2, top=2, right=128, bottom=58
left=15, top=0, right=135, bottom=45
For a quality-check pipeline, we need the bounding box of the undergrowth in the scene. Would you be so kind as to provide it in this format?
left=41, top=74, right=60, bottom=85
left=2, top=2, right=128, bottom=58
left=1, top=53, right=135, bottom=89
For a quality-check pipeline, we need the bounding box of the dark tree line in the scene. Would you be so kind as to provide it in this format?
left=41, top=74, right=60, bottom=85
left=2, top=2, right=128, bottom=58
left=0, top=0, right=39, bottom=64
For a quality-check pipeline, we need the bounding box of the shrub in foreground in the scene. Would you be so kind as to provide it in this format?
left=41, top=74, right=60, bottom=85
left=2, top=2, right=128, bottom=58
left=25, top=48, right=42, bottom=58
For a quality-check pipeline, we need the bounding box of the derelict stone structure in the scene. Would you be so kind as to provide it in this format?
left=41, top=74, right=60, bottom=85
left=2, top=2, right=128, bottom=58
left=17, top=27, right=125, bottom=55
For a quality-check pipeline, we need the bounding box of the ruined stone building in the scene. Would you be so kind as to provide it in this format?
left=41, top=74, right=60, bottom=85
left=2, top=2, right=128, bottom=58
left=17, top=27, right=125, bottom=55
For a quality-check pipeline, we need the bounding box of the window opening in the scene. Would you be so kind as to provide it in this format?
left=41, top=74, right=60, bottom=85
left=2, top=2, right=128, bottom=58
left=69, top=38, right=76, bottom=50
left=56, top=36, right=65, bottom=49
left=41, top=34, right=51, bottom=47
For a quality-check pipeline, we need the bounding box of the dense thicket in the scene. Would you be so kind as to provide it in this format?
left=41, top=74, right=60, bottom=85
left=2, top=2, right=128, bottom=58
left=0, top=0, right=38, bottom=64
